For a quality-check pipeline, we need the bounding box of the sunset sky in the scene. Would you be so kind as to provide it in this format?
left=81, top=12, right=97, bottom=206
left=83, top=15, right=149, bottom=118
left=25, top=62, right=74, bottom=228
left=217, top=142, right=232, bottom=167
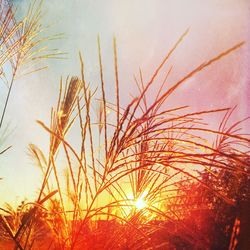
left=0, top=0, right=249, bottom=207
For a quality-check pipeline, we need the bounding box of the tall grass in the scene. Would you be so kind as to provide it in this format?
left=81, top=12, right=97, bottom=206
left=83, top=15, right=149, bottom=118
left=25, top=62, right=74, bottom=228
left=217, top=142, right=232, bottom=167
left=0, top=3, right=249, bottom=249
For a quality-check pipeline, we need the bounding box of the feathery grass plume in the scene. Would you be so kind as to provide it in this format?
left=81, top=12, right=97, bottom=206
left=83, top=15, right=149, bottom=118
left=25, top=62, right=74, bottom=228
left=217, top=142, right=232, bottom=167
left=0, top=0, right=63, bottom=130
left=37, top=76, right=82, bottom=218
left=50, top=76, right=82, bottom=155
left=0, top=0, right=63, bottom=175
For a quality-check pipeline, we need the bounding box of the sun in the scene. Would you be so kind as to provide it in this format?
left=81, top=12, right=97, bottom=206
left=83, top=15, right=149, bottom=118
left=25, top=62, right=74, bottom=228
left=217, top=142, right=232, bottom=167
left=135, top=197, right=147, bottom=210
left=127, top=191, right=148, bottom=211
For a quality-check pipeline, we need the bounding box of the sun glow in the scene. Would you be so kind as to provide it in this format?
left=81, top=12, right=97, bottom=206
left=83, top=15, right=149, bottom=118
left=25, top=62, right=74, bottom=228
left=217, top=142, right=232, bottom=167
left=135, top=197, right=147, bottom=210
left=128, top=191, right=148, bottom=210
